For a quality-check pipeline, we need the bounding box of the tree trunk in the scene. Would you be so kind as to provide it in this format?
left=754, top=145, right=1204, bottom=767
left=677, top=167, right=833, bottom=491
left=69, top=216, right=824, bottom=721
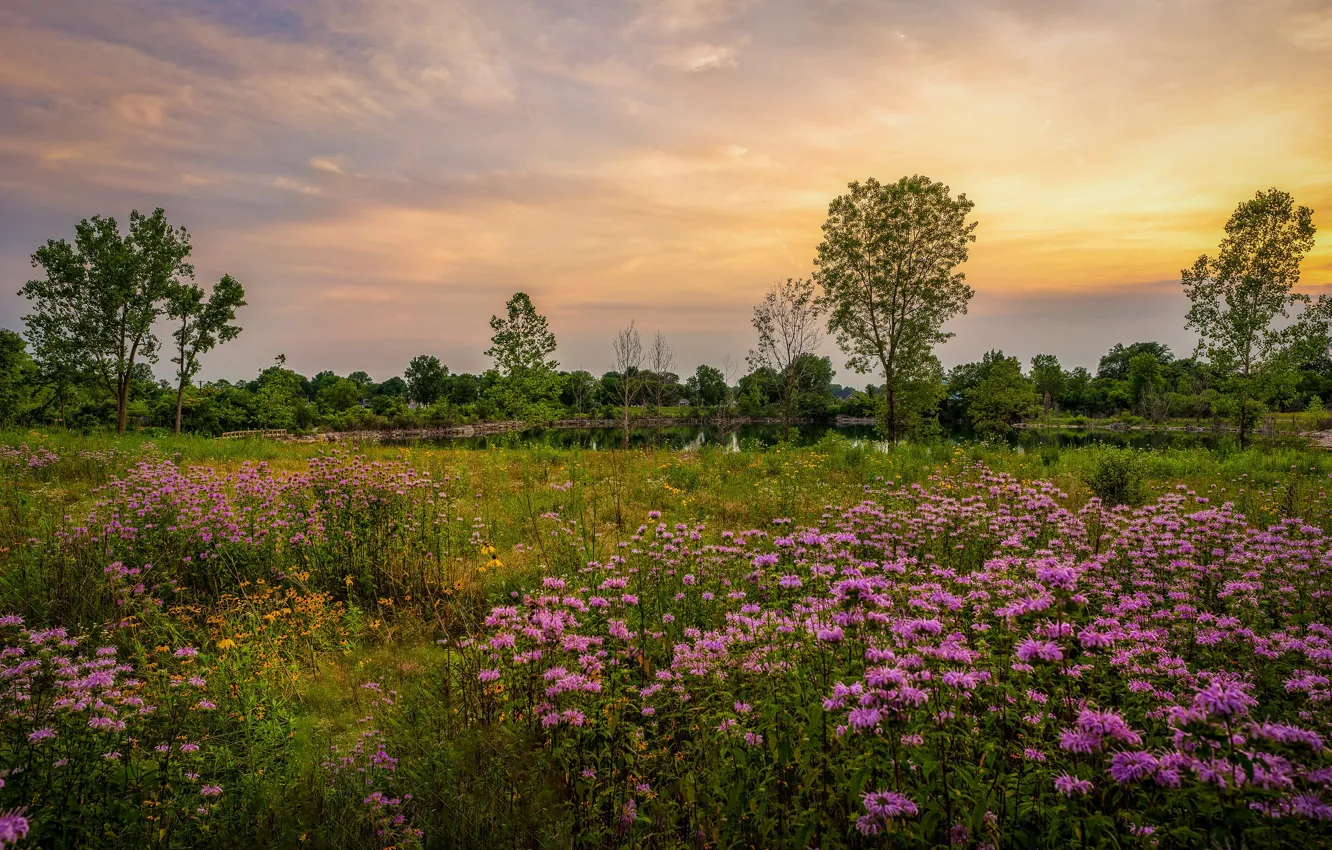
left=1238, top=387, right=1250, bottom=450
left=886, top=387, right=898, bottom=443
left=116, top=374, right=130, bottom=436
left=783, top=390, right=792, bottom=443
left=175, top=380, right=186, bottom=435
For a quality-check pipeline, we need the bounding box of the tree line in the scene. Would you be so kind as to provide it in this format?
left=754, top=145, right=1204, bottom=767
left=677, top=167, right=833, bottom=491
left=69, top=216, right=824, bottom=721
left=2, top=182, right=1329, bottom=443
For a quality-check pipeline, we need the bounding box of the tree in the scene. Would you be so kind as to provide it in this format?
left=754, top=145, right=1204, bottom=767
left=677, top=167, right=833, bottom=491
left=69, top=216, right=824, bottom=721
left=485, top=292, right=558, bottom=377
left=686, top=364, right=727, bottom=409
left=814, top=175, right=976, bottom=441
left=319, top=377, right=362, bottom=413
left=612, top=321, right=643, bottom=445
left=20, top=208, right=194, bottom=434
left=484, top=293, right=562, bottom=420
left=1029, top=354, right=1065, bottom=421
left=1182, top=188, right=1320, bottom=447
left=372, top=377, right=408, bottom=399
left=0, top=330, right=29, bottom=425
left=1127, top=353, right=1167, bottom=419
left=792, top=353, right=836, bottom=419
left=1097, top=342, right=1173, bottom=381
left=166, top=274, right=245, bottom=434
left=878, top=355, right=944, bottom=437
left=748, top=277, right=824, bottom=441
left=405, top=355, right=449, bottom=406
left=562, top=370, right=598, bottom=416
left=254, top=355, right=308, bottom=429
left=965, top=350, right=1037, bottom=435
left=647, top=332, right=676, bottom=412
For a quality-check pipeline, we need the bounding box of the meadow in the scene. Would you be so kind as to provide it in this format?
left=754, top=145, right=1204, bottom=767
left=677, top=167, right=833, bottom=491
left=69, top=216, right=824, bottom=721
left=1, top=429, right=1331, bottom=848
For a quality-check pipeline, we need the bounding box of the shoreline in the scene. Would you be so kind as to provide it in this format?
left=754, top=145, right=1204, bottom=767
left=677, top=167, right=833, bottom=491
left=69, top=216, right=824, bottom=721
left=279, top=415, right=875, bottom=443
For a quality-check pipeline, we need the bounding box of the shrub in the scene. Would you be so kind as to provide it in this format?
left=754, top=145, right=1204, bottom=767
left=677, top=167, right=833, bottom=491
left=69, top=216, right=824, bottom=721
left=1081, top=446, right=1145, bottom=506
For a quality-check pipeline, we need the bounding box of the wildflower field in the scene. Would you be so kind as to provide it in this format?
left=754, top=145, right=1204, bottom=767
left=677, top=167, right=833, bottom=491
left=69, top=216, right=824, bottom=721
left=1, top=430, right=1332, bottom=848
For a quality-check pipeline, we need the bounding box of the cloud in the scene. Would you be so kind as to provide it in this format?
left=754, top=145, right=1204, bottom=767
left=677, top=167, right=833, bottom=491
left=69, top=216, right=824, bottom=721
left=1282, top=8, right=1332, bottom=50
left=0, top=0, right=1328, bottom=382
left=272, top=177, right=321, bottom=195
left=657, top=42, right=742, bottom=71
left=309, top=156, right=347, bottom=174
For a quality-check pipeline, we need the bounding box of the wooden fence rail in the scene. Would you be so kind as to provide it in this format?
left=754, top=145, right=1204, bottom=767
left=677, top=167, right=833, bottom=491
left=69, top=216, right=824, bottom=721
left=218, top=429, right=290, bottom=440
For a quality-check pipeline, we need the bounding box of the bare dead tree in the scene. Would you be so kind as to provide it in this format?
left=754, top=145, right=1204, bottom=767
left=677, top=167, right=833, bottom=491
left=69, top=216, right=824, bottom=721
left=717, top=354, right=742, bottom=436
left=612, top=321, right=644, bottom=447
left=748, top=277, right=824, bottom=441
left=647, top=332, right=675, bottom=411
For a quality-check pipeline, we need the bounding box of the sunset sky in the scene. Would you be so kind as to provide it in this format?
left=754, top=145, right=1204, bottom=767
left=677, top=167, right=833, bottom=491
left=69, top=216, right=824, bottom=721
left=1, top=0, right=1330, bottom=384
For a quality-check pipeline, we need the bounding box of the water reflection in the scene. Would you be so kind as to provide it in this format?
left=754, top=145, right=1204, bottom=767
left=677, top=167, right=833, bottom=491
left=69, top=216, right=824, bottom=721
left=389, top=422, right=1263, bottom=452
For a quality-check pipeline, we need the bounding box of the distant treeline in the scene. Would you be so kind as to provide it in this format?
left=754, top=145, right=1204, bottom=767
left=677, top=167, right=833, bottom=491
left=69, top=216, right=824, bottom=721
left=4, top=179, right=1329, bottom=443
left=3, top=332, right=1329, bottom=438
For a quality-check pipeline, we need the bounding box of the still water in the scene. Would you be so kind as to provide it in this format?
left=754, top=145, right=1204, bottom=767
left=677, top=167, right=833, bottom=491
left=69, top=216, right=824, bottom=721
left=394, top=423, right=1240, bottom=452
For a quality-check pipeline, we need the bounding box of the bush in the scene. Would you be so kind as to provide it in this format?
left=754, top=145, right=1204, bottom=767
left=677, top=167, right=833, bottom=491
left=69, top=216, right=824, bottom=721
left=1081, top=446, right=1145, bottom=506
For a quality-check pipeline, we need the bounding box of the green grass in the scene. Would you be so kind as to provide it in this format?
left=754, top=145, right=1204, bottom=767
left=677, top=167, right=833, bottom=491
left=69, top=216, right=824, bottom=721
left=1, top=427, right=1330, bottom=847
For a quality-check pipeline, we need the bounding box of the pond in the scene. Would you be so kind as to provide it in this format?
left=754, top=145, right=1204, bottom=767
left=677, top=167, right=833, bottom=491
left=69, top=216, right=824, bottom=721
left=391, top=422, right=1249, bottom=452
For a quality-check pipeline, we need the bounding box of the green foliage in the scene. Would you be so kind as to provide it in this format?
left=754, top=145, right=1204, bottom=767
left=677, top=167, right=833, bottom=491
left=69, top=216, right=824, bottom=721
left=167, top=273, right=246, bottom=433
left=319, top=377, right=363, bottom=413
left=1030, top=353, right=1064, bottom=417
left=1182, top=188, right=1326, bottom=446
left=20, top=208, right=195, bottom=434
left=404, top=355, right=448, bottom=406
left=0, top=331, right=29, bottom=426
left=686, top=364, right=728, bottom=408
left=485, top=292, right=558, bottom=377
left=1080, top=446, right=1145, bottom=506
left=959, top=350, right=1037, bottom=435
left=1304, top=395, right=1329, bottom=431
left=879, top=355, right=945, bottom=439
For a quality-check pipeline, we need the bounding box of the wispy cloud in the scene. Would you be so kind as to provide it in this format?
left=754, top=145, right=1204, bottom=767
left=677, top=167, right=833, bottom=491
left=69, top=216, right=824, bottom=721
left=0, top=0, right=1328, bottom=381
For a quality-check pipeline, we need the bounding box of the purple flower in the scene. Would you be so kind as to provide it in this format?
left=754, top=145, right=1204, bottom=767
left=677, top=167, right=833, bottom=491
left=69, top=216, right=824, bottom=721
left=201, top=785, right=223, bottom=798
left=0, top=810, right=29, bottom=846
left=1015, top=638, right=1063, bottom=664
left=1194, top=682, right=1257, bottom=719
left=862, top=790, right=919, bottom=819
left=1109, top=751, right=1159, bottom=783
left=1053, top=773, right=1094, bottom=797
left=848, top=708, right=882, bottom=730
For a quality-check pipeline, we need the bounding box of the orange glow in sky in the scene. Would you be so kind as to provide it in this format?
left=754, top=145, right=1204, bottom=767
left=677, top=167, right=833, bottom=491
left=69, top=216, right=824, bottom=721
left=0, top=0, right=1329, bottom=381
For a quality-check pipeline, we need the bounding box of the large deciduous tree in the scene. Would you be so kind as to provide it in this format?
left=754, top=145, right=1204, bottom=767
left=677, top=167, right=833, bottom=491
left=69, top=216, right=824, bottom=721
left=167, top=274, right=246, bottom=434
left=20, top=209, right=195, bottom=434
left=484, top=292, right=561, bottom=420
left=405, top=355, right=449, bottom=406
left=814, top=175, right=976, bottom=442
left=485, top=292, right=558, bottom=377
left=1181, top=188, right=1322, bottom=447
left=748, top=277, right=824, bottom=441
